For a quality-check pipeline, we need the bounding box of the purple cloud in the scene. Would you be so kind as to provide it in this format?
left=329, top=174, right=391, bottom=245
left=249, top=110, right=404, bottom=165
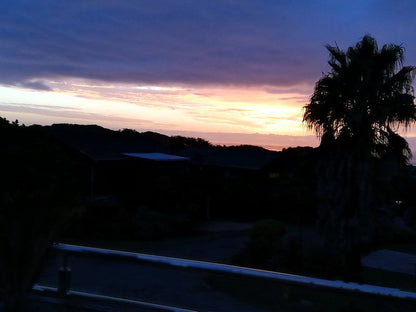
left=1, top=0, right=416, bottom=90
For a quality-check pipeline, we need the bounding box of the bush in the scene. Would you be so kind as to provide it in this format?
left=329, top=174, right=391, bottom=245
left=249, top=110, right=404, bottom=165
left=373, top=214, right=416, bottom=245
left=65, top=199, right=199, bottom=241
left=251, top=219, right=286, bottom=245
left=276, top=230, right=362, bottom=280
left=239, top=219, right=286, bottom=268
left=237, top=224, right=349, bottom=279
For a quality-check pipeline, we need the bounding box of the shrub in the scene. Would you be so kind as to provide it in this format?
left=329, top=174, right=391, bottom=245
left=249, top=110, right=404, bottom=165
left=65, top=200, right=199, bottom=241
left=251, top=219, right=286, bottom=245
left=242, top=219, right=286, bottom=268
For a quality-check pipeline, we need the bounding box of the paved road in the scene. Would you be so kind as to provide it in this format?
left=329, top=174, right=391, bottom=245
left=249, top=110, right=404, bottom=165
left=37, top=231, right=275, bottom=312
left=35, top=225, right=416, bottom=311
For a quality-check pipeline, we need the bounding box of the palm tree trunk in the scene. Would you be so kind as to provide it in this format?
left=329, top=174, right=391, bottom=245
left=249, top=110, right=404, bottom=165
left=316, top=152, right=375, bottom=281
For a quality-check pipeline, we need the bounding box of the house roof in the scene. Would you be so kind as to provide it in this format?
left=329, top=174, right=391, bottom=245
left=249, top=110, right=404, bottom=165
left=122, top=152, right=190, bottom=162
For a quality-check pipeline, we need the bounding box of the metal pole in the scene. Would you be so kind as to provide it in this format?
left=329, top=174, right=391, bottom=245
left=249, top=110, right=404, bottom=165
left=58, top=254, right=71, bottom=297
left=90, top=161, right=95, bottom=200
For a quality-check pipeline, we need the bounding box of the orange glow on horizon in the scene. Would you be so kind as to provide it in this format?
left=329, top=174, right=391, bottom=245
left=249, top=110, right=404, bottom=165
left=1, top=79, right=414, bottom=149
left=21, top=79, right=314, bottom=136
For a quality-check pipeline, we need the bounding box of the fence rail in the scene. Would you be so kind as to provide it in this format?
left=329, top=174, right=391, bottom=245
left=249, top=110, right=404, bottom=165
left=33, top=284, right=197, bottom=312
left=51, top=243, right=416, bottom=301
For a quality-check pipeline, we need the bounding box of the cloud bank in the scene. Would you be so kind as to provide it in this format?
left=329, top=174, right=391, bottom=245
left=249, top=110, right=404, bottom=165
left=2, top=0, right=415, bottom=90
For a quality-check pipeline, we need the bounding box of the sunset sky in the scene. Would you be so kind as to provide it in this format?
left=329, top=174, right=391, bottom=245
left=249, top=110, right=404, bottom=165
left=1, top=1, right=416, bottom=149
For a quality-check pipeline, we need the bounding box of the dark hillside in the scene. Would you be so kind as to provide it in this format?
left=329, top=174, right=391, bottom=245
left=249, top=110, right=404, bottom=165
left=44, top=124, right=279, bottom=169
left=44, top=124, right=172, bottom=155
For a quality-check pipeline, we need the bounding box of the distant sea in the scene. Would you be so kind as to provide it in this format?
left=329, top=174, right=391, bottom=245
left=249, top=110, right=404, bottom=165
left=222, top=142, right=289, bottom=151
left=228, top=142, right=416, bottom=165
left=161, top=129, right=416, bottom=164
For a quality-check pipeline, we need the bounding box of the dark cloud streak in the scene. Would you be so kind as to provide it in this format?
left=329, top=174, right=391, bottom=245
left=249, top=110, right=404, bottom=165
left=1, top=0, right=415, bottom=90
left=0, top=102, right=160, bottom=125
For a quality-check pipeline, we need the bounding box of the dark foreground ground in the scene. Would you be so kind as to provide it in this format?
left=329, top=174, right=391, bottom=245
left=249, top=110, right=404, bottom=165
left=35, top=223, right=269, bottom=312
left=30, top=222, right=416, bottom=312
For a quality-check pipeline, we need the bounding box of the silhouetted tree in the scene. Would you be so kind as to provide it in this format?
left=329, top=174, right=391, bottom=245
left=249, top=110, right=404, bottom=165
left=303, top=35, right=416, bottom=279
left=0, top=118, right=83, bottom=311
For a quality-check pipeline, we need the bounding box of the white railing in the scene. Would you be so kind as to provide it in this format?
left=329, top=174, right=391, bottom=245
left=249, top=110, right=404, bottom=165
left=33, top=284, right=197, bottom=312
left=33, top=243, right=416, bottom=311
left=55, top=243, right=416, bottom=299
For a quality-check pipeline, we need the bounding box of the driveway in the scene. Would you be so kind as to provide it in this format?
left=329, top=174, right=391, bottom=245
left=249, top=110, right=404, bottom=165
left=362, top=249, right=416, bottom=275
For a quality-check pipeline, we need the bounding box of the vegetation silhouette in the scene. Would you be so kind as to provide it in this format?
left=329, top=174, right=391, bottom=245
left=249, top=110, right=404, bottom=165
left=0, top=118, right=84, bottom=312
left=303, top=35, right=416, bottom=280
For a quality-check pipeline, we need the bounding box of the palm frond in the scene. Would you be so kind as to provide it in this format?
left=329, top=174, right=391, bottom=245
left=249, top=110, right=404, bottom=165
left=303, top=35, right=416, bottom=159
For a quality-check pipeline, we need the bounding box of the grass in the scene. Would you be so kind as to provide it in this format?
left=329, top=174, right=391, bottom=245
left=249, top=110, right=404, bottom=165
left=378, top=243, right=416, bottom=255
left=362, top=267, right=416, bottom=292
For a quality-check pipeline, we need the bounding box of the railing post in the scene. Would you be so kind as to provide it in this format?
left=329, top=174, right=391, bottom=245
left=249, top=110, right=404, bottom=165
left=58, top=254, right=71, bottom=297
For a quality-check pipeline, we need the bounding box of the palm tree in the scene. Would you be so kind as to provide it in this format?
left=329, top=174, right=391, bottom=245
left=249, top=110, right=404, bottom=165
left=303, top=35, right=416, bottom=280
left=304, top=35, right=415, bottom=158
